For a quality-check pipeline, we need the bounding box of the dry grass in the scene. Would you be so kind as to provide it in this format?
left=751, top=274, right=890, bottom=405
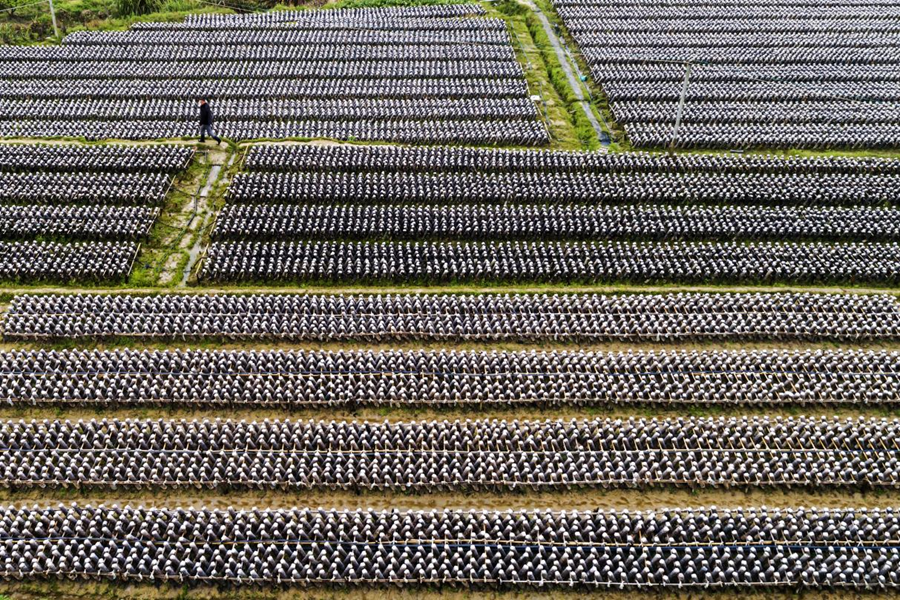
left=2, top=582, right=894, bottom=600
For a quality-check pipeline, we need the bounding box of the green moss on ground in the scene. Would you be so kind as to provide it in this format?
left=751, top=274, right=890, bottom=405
left=487, top=1, right=583, bottom=149
left=128, top=147, right=220, bottom=286
left=522, top=9, right=599, bottom=150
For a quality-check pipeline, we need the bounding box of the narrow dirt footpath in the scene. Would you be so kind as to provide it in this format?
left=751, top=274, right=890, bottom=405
left=526, top=1, right=610, bottom=146
left=179, top=155, right=227, bottom=286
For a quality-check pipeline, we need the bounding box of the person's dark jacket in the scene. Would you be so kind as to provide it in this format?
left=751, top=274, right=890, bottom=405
left=200, top=103, right=213, bottom=126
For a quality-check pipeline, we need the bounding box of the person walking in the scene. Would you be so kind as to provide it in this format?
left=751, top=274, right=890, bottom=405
left=198, top=98, right=222, bottom=145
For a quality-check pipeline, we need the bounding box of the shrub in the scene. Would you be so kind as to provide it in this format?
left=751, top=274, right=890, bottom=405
left=115, top=0, right=159, bottom=17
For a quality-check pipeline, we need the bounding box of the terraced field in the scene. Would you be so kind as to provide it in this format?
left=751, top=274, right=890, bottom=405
left=2, top=0, right=900, bottom=597
left=552, top=0, right=900, bottom=148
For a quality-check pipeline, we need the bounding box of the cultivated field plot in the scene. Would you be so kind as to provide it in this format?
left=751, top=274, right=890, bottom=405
left=2, top=348, right=898, bottom=406
left=202, top=239, right=900, bottom=285
left=5, top=292, right=899, bottom=341
left=0, top=416, right=898, bottom=488
left=0, top=4, right=548, bottom=145
left=0, top=143, right=191, bottom=283
left=551, top=0, right=900, bottom=148
left=1, top=504, right=899, bottom=586
left=204, top=144, right=900, bottom=284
